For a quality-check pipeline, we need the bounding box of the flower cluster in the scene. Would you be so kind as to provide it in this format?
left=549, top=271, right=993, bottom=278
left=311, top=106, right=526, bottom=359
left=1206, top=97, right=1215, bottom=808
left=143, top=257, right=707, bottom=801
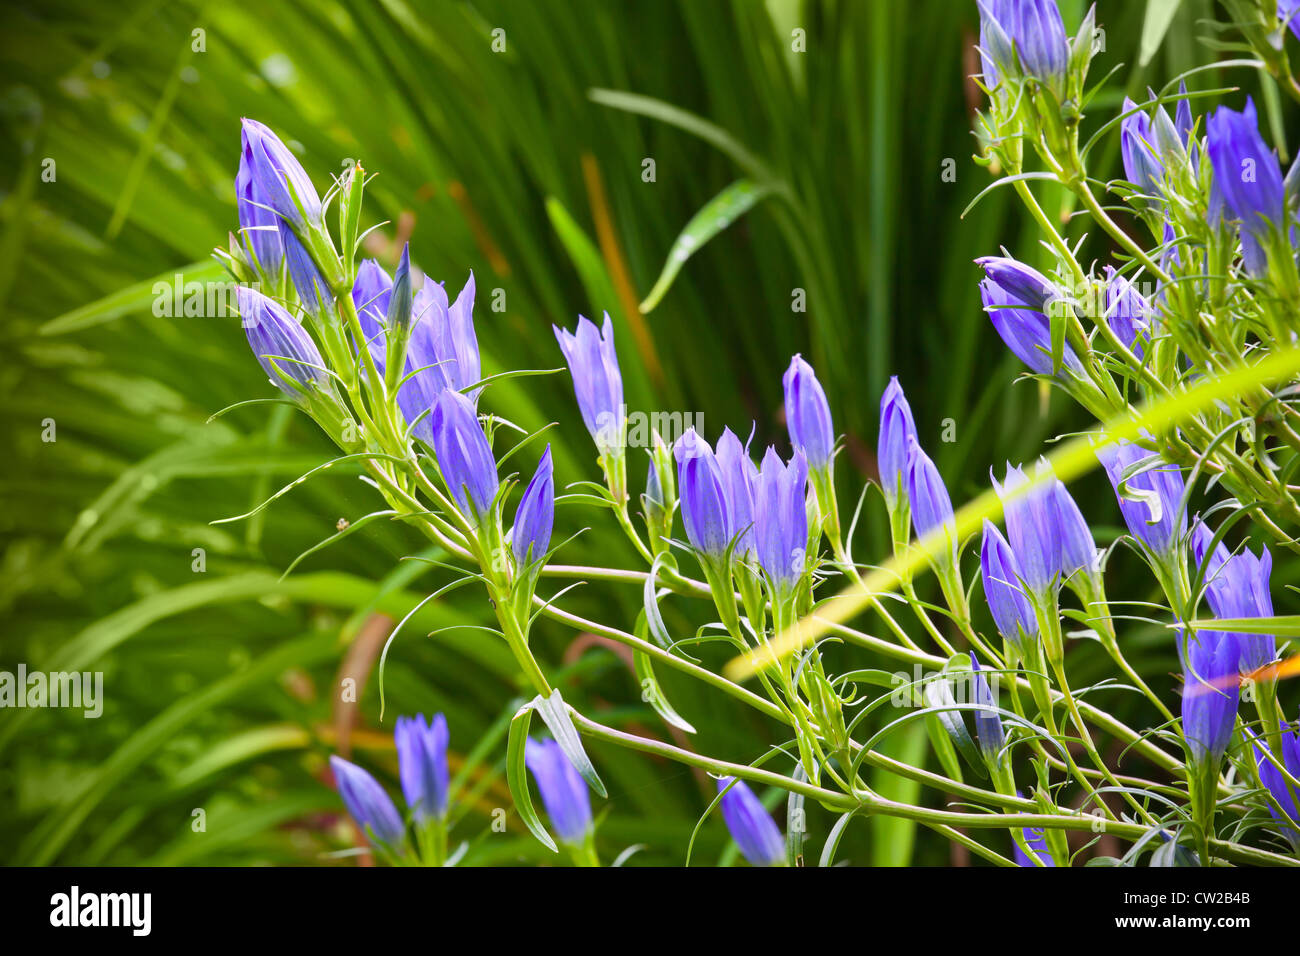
left=223, top=62, right=1297, bottom=869
left=329, top=713, right=449, bottom=863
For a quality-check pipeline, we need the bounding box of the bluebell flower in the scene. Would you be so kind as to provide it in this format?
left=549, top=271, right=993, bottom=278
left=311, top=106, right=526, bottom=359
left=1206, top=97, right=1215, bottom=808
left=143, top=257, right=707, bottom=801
left=1248, top=719, right=1300, bottom=849
left=905, top=436, right=957, bottom=563
left=329, top=755, right=406, bottom=848
left=1052, top=477, right=1097, bottom=577
left=969, top=653, right=1005, bottom=766
left=976, top=0, right=1069, bottom=90
left=393, top=272, right=481, bottom=441
left=674, top=428, right=731, bottom=558
left=554, top=313, right=624, bottom=456
left=716, top=427, right=757, bottom=560
left=1174, top=82, right=1195, bottom=148
left=394, top=713, right=450, bottom=822
left=239, top=118, right=322, bottom=229
left=1180, top=629, right=1240, bottom=767
left=717, top=777, right=785, bottom=867
left=512, top=446, right=554, bottom=568
left=279, top=219, right=333, bottom=315
left=1014, top=825, right=1057, bottom=867
left=783, top=354, right=835, bottom=470
left=429, top=388, right=498, bottom=521
left=1190, top=521, right=1229, bottom=584
left=977, top=258, right=1084, bottom=377
left=980, top=519, right=1038, bottom=650
left=977, top=255, right=1058, bottom=311
left=1120, top=88, right=1195, bottom=200
left=410, top=271, right=480, bottom=400
left=234, top=143, right=283, bottom=274
left=351, top=258, right=393, bottom=367
left=878, top=376, right=917, bottom=506
left=1193, top=525, right=1277, bottom=676
left=1207, top=98, right=1285, bottom=277
left=524, top=737, right=593, bottom=846
left=1102, top=266, right=1155, bottom=358
left=1095, top=439, right=1186, bottom=557
left=236, top=286, right=327, bottom=392
left=754, top=446, right=809, bottom=592
left=992, top=462, right=1060, bottom=597
left=1121, top=99, right=1164, bottom=198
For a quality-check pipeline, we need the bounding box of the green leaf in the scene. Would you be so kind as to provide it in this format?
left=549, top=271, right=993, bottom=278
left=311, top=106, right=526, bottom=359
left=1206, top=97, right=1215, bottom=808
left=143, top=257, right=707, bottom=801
left=785, top=764, right=807, bottom=867
left=819, top=810, right=861, bottom=867
left=1139, top=0, right=1182, bottom=67
left=506, top=703, right=557, bottom=853
left=922, top=678, right=988, bottom=779
left=639, top=179, right=774, bottom=314
left=870, top=722, right=926, bottom=866
left=545, top=196, right=621, bottom=323
left=530, top=689, right=608, bottom=798
left=634, top=647, right=698, bottom=734
left=279, top=509, right=398, bottom=580
left=39, top=259, right=226, bottom=336
left=1183, top=615, right=1300, bottom=635
left=925, top=712, right=965, bottom=784
left=643, top=552, right=675, bottom=648
left=18, top=631, right=337, bottom=864
left=588, top=88, right=768, bottom=177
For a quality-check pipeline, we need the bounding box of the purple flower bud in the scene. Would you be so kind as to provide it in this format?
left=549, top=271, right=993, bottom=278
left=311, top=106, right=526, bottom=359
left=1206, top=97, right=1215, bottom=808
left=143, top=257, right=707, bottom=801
left=1102, top=266, right=1155, bottom=358
left=1052, top=478, right=1097, bottom=577
left=992, top=462, right=1060, bottom=596
left=716, top=428, right=757, bottom=559
left=524, top=737, right=592, bottom=846
left=1207, top=98, right=1285, bottom=277
left=674, top=429, right=730, bottom=557
left=394, top=713, right=450, bottom=822
left=1174, top=81, right=1195, bottom=147
left=329, top=755, right=405, bottom=848
left=279, top=220, right=332, bottom=315
left=976, top=259, right=1084, bottom=378
left=878, top=376, right=917, bottom=504
left=1180, top=629, right=1240, bottom=767
left=977, top=255, right=1055, bottom=311
left=1096, top=439, right=1186, bottom=557
left=236, top=286, right=326, bottom=392
left=234, top=144, right=283, bottom=274
left=386, top=243, right=414, bottom=336
left=351, top=259, right=392, bottom=367
left=717, top=776, right=784, bottom=867
left=754, top=446, right=808, bottom=591
left=239, top=118, right=322, bottom=230
left=977, top=0, right=1016, bottom=88
left=783, top=354, right=835, bottom=469
left=980, top=519, right=1038, bottom=649
left=905, top=436, right=956, bottom=563
left=1014, top=825, right=1057, bottom=866
left=554, top=313, right=624, bottom=456
left=1248, top=718, right=1300, bottom=849
left=976, top=0, right=1068, bottom=89
left=429, top=388, right=498, bottom=521
left=512, top=446, right=554, bottom=568
left=969, top=653, right=1005, bottom=764
left=1121, top=98, right=1163, bottom=197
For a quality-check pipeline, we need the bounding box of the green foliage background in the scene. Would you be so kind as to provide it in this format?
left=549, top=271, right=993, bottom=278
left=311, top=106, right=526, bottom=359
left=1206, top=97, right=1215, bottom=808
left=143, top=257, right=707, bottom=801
left=0, top=0, right=1286, bottom=865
